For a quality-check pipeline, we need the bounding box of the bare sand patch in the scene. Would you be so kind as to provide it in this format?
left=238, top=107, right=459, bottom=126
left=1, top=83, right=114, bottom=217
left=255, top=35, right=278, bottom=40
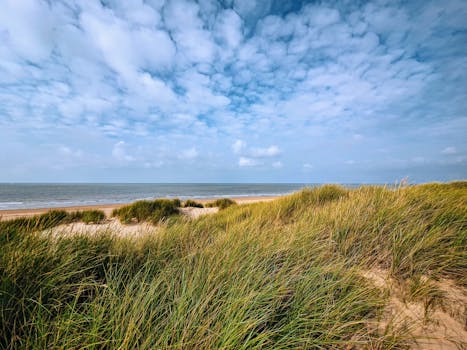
left=361, top=268, right=466, bottom=349
left=178, top=207, right=218, bottom=218
left=48, top=219, right=158, bottom=237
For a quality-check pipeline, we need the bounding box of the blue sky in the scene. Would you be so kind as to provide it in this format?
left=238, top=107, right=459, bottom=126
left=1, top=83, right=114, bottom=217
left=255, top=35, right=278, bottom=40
left=0, top=0, right=466, bottom=183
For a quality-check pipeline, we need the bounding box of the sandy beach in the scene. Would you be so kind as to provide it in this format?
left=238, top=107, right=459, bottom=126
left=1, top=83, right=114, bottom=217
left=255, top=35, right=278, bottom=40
left=0, top=195, right=279, bottom=221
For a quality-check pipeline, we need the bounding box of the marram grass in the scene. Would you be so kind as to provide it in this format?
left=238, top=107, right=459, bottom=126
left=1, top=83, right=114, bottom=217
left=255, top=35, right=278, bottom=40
left=183, top=199, right=204, bottom=208
left=205, top=198, right=237, bottom=209
left=0, top=183, right=465, bottom=349
left=112, top=198, right=181, bottom=224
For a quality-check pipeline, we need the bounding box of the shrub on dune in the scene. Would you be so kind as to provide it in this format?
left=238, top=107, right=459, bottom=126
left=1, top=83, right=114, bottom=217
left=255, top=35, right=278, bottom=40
left=172, top=198, right=182, bottom=207
left=69, top=210, right=106, bottom=224
left=205, top=198, right=237, bottom=209
left=112, top=199, right=180, bottom=224
left=183, top=199, right=204, bottom=208
left=81, top=210, right=106, bottom=224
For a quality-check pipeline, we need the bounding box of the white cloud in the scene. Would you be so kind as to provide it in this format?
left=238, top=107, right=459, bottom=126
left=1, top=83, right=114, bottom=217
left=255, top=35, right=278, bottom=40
left=112, top=141, right=135, bottom=162
left=143, top=161, right=163, bottom=168
left=179, top=147, right=199, bottom=160
left=238, top=157, right=258, bottom=167
left=0, top=0, right=55, bottom=62
left=58, top=146, right=83, bottom=158
left=232, top=139, right=246, bottom=154
left=164, top=0, right=216, bottom=63
left=232, top=141, right=280, bottom=158
left=177, top=69, right=230, bottom=114
left=215, top=9, right=243, bottom=50
left=249, top=145, right=280, bottom=157
left=303, top=163, right=313, bottom=169
left=441, top=146, right=457, bottom=155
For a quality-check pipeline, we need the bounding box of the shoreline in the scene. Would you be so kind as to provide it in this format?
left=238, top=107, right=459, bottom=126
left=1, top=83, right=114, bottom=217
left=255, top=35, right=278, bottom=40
left=0, top=195, right=280, bottom=221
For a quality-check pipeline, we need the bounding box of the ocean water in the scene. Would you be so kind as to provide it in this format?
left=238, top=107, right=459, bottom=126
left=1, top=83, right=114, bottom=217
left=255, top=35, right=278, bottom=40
left=0, top=183, right=316, bottom=210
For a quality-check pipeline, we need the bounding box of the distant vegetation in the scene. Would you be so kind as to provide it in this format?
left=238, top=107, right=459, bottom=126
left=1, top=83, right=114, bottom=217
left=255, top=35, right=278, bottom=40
left=183, top=199, right=204, bottom=208
left=112, top=199, right=180, bottom=224
left=205, top=197, right=236, bottom=209
left=70, top=209, right=106, bottom=224
left=0, top=183, right=465, bottom=348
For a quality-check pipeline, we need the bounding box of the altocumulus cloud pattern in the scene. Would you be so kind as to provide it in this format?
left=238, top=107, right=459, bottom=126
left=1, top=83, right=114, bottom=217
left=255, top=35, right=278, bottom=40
left=0, top=0, right=466, bottom=182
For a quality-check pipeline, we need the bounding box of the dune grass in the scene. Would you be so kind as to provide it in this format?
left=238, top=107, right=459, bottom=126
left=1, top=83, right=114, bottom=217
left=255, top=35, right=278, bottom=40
left=183, top=199, right=204, bottom=208
left=0, top=183, right=465, bottom=349
left=205, top=197, right=237, bottom=209
left=112, top=199, right=180, bottom=224
left=69, top=209, right=106, bottom=224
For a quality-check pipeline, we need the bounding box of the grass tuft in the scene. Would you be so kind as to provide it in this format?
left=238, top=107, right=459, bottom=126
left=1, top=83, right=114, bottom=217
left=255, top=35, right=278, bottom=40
left=112, top=199, right=180, bottom=224
left=205, top=198, right=237, bottom=209
left=183, top=199, right=204, bottom=208
left=73, top=209, right=106, bottom=224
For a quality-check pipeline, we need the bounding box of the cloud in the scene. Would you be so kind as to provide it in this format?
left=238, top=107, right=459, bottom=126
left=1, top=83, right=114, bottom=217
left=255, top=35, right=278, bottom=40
left=249, top=145, right=280, bottom=157
left=232, top=140, right=281, bottom=167
left=143, top=161, right=164, bottom=169
left=163, top=0, right=216, bottom=63
left=215, top=9, right=243, bottom=50
left=232, top=140, right=280, bottom=158
left=232, top=139, right=246, bottom=154
left=0, top=0, right=55, bottom=62
left=58, top=146, right=83, bottom=159
left=112, top=141, right=135, bottom=162
left=239, top=157, right=259, bottom=167
left=179, top=147, right=199, bottom=160
left=0, top=0, right=466, bottom=182
left=441, top=147, right=457, bottom=155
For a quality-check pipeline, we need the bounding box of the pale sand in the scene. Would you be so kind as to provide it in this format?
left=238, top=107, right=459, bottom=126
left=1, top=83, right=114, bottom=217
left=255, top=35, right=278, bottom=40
left=361, top=268, right=467, bottom=349
left=47, top=207, right=220, bottom=237
left=0, top=195, right=279, bottom=221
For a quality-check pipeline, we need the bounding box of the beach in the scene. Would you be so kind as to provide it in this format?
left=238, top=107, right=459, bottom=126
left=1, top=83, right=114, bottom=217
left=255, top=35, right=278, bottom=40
left=0, top=195, right=279, bottom=221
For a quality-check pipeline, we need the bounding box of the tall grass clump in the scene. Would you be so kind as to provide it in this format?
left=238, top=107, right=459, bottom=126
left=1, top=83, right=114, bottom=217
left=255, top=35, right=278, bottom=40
left=69, top=209, right=106, bottom=224
left=205, top=198, right=237, bottom=209
left=183, top=199, right=204, bottom=208
left=0, top=182, right=465, bottom=349
left=171, top=198, right=182, bottom=207
left=112, top=199, right=180, bottom=224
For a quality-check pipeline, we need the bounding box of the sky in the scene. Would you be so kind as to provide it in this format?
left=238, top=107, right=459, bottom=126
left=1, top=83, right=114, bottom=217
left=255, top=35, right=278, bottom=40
left=0, top=0, right=466, bottom=183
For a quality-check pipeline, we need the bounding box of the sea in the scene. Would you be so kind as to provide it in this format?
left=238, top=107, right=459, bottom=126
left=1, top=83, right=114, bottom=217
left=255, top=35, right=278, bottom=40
left=0, top=183, right=321, bottom=210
